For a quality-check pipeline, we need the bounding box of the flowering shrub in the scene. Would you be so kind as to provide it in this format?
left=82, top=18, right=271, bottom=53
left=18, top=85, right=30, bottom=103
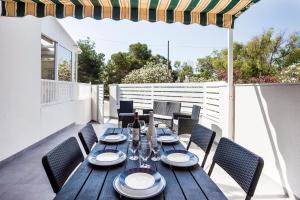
left=279, top=64, right=300, bottom=83
left=122, top=62, right=173, bottom=84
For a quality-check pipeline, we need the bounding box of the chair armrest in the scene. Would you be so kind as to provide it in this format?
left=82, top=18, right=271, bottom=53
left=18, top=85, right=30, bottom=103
left=143, top=108, right=153, bottom=114
left=173, top=112, right=192, bottom=119
left=177, top=118, right=198, bottom=135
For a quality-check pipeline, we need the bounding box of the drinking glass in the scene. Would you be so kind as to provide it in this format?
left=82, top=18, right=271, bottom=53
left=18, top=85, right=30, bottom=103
left=151, top=139, right=162, bottom=161
left=129, top=140, right=139, bottom=160
left=138, top=141, right=152, bottom=168
left=139, top=120, right=146, bottom=133
left=127, top=123, right=133, bottom=141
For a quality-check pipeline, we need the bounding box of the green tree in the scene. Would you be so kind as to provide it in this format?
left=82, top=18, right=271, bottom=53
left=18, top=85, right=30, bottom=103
left=173, top=61, right=194, bottom=82
left=77, top=38, right=105, bottom=84
left=122, top=62, right=173, bottom=84
left=128, top=43, right=152, bottom=68
left=195, top=56, right=218, bottom=81
left=194, top=29, right=300, bottom=83
left=149, top=54, right=168, bottom=65
left=103, top=43, right=155, bottom=91
left=58, top=60, right=71, bottom=81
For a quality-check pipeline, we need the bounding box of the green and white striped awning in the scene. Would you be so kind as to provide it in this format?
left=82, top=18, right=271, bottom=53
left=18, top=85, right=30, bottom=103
left=1, top=0, right=259, bottom=28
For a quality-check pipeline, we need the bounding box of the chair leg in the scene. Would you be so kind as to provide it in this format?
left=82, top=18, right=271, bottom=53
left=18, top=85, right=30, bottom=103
left=201, top=153, right=208, bottom=168
left=245, top=195, right=252, bottom=200
left=208, top=162, right=215, bottom=176
left=186, top=140, right=192, bottom=150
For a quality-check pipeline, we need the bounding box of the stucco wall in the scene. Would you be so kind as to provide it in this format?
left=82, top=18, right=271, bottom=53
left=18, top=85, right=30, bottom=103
left=235, top=84, right=300, bottom=198
left=0, top=16, right=91, bottom=161
left=41, top=99, right=91, bottom=138
left=0, top=16, right=41, bottom=161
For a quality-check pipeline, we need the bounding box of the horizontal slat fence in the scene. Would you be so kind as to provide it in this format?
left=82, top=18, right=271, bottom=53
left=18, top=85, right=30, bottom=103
left=115, top=82, right=227, bottom=124
left=41, top=79, right=91, bottom=105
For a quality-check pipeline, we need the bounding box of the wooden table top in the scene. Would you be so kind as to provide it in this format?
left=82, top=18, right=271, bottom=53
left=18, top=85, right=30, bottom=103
left=54, top=128, right=227, bottom=200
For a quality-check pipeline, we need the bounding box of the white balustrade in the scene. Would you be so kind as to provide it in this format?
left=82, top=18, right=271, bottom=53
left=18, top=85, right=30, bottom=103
left=114, top=81, right=227, bottom=124
left=41, top=80, right=92, bottom=105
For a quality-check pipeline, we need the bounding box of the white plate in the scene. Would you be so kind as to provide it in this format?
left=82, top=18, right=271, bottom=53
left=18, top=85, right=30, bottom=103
left=87, top=149, right=126, bottom=166
left=161, top=150, right=199, bottom=167
left=105, top=135, right=122, bottom=140
left=167, top=153, right=190, bottom=163
left=113, top=175, right=166, bottom=199
left=125, top=173, right=155, bottom=190
left=99, top=133, right=127, bottom=143
left=96, top=152, right=119, bottom=162
left=157, top=134, right=179, bottom=143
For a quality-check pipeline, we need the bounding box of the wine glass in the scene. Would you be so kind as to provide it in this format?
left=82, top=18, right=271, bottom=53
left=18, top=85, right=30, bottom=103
left=129, top=140, right=139, bottom=160
left=138, top=141, right=152, bottom=168
left=127, top=123, right=133, bottom=141
left=151, top=139, right=162, bottom=161
left=139, top=120, right=146, bottom=133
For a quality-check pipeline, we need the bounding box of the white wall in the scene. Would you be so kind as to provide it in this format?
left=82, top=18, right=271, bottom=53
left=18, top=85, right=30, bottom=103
left=0, top=16, right=41, bottom=161
left=41, top=99, right=91, bottom=137
left=0, top=16, right=91, bottom=161
left=234, top=84, right=300, bottom=198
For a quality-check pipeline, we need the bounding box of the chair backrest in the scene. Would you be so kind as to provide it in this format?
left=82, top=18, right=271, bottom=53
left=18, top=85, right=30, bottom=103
left=208, top=138, right=264, bottom=200
left=187, top=124, right=215, bottom=168
left=119, top=101, right=134, bottom=113
left=191, top=105, right=201, bottom=120
left=78, top=123, right=98, bottom=154
left=166, top=102, right=181, bottom=116
left=153, top=101, right=181, bottom=116
left=153, top=101, right=167, bottom=115
left=42, top=137, right=84, bottom=193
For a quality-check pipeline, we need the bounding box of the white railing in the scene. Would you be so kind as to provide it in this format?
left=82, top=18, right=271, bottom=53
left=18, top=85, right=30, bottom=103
left=116, top=81, right=227, bottom=124
left=41, top=80, right=91, bottom=105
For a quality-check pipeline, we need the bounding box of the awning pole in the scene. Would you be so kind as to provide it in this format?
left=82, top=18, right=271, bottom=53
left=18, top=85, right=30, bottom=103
left=227, top=28, right=234, bottom=140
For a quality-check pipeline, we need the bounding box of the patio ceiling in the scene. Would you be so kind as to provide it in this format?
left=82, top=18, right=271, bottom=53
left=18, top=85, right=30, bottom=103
left=1, top=0, right=259, bottom=28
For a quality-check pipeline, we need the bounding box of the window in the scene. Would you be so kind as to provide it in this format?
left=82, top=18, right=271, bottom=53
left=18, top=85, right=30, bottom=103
left=58, top=45, right=72, bottom=81
left=41, top=35, right=56, bottom=80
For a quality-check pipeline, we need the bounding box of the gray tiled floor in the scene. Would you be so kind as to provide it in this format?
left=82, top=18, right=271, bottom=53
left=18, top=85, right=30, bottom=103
left=0, top=119, right=117, bottom=200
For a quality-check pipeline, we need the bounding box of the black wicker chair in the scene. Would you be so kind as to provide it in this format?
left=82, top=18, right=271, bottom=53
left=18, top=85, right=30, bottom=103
left=117, top=101, right=134, bottom=122
left=187, top=124, right=215, bottom=168
left=42, top=137, right=84, bottom=193
left=172, top=105, right=201, bottom=135
left=78, top=123, right=98, bottom=154
left=208, top=138, right=264, bottom=200
left=143, top=101, right=181, bottom=128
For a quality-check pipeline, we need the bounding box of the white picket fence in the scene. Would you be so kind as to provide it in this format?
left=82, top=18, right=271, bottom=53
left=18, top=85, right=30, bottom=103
left=41, top=79, right=91, bottom=105
left=115, top=81, right=227, bottom=124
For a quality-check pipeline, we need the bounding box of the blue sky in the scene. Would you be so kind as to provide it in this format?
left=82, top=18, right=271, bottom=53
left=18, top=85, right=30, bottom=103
left=59, top=0, right=300, bottom=65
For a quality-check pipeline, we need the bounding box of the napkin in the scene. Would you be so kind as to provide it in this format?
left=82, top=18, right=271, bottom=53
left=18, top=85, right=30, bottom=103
left=96, top=152, right=119, bottom=162
left=125, top=173, right=155, bottom=190
left=167, top=153, right=190, bottom=163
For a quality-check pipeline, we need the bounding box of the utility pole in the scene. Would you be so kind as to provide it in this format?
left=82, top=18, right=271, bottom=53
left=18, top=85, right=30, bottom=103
left=167, top=40, right=170, bottom=68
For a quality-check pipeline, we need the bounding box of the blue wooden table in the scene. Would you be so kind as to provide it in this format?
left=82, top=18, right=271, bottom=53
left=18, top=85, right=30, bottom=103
left=54, top=128, right=227, bottom=200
